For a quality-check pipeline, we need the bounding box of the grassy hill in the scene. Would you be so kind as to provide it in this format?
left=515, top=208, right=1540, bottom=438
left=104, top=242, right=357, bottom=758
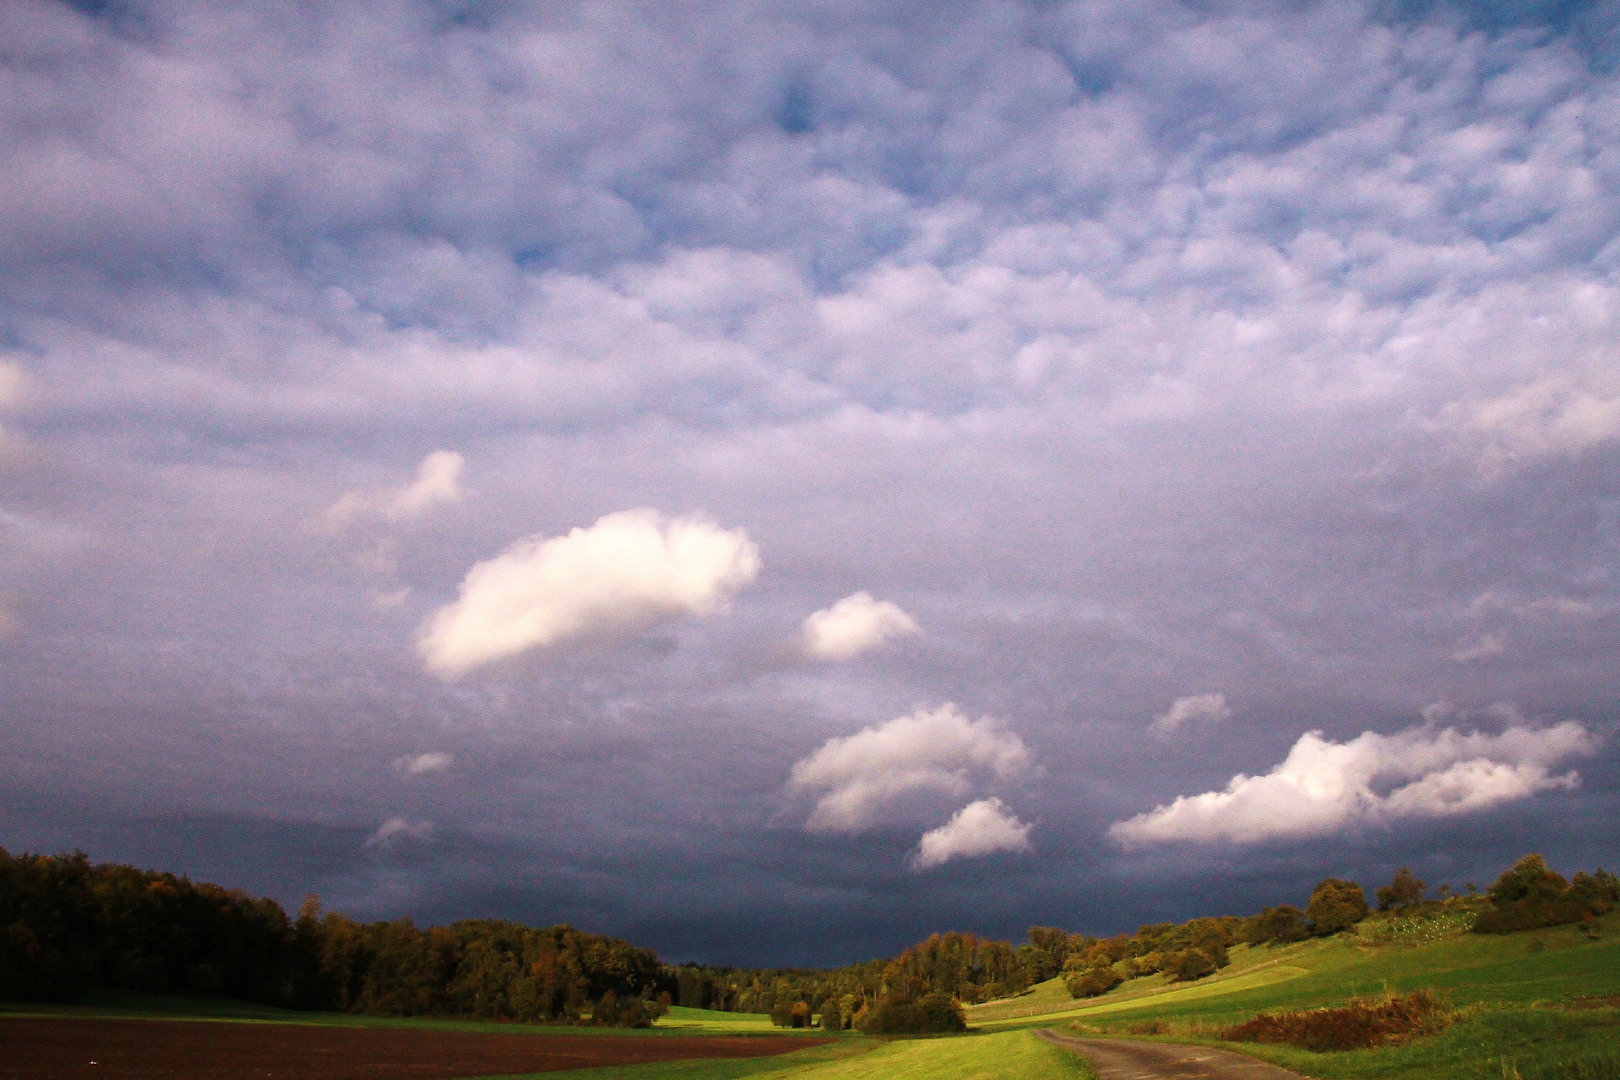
left=966, top=905, right=1620, bottom=1080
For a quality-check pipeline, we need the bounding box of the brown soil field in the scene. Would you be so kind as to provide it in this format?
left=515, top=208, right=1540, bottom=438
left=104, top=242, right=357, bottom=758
left=0, top=1017, right=828, bottom=1080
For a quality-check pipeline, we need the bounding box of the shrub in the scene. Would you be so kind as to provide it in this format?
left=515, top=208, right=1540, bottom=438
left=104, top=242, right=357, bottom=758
left=1065, top=966, right=1123, bottom=999
left=1307, top=879, right=1370, bottom=935
left=1474, top=856, right=1617, bottom=934
left=1242, top=905, right=1310, bottom=945
left=1170, top=948, right=1218, bottom=982
left=856, top=991, right=966, bottom=1034
left=1376, top=867, right=1426, bottom=912
left=770, top=998, right=811, bottom=1028
left=1222, top=990, right=1453, bottom=1052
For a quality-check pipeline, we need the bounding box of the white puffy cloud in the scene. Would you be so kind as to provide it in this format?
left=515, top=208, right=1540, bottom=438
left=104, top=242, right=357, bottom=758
left=326, top=450, right=464, bottom=528
left=800, top=591, right=920, bottom=661
left=364, top=817, right=433, bottom=849
left=1109, top=719, right=1599, bottom=847
left=394, top=751, right=453, bottom=777
left=912, top=798, right=1033, bottom=871
left=1150, top=692, right=1232, bottom=738
left=788, top=704, right=1032, bottom=833
left=418, top=509, right=760, bottom=677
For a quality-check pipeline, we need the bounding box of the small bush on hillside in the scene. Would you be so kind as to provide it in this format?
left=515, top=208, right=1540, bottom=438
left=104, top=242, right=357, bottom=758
left=1065, top=965, right=1123, bottom=999
left=1474, top=856, right=1620, bottom=934
left=1221, top=990, right=1453, bottom=1052
left=856, top=991, right=966, bottom=1034
left=1307, top=878, right=1370, bottom=935
left=1376, top=867, right=1426, bottom=912
left=1242, top=905, right=1310, bottom=945
left=1170, top=948, right=1219, bottom=982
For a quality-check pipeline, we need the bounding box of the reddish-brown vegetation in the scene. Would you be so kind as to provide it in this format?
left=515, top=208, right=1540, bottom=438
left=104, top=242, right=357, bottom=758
left=1220, top=990, right=1453, bottom=1052
left=0, top=1017, right=826, bottom=1080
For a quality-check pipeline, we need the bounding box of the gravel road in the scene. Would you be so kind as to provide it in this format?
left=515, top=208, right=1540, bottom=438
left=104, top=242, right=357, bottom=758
left=1036, top=1029, right=1308, bottom=1080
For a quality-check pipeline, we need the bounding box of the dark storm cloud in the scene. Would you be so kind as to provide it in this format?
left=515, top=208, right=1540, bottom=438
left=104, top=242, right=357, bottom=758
left=1, top=0, right=1618, bottom=965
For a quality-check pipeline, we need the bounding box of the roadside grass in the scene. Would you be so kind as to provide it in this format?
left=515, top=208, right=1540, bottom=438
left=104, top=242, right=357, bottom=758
left=499, top=1028, right=1098, bottom=1080
left=1059, top=1003, right=1620, bottom=1080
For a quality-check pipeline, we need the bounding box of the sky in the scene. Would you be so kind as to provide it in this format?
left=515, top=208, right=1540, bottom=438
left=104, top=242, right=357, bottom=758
left=2, top=0, right=1618, bottom=968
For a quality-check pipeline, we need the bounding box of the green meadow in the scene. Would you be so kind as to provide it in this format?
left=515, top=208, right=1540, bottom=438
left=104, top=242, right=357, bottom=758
left=492, top=1028, right=1096, bottom=1080
left=967, top=906, right=1620, bottom=1080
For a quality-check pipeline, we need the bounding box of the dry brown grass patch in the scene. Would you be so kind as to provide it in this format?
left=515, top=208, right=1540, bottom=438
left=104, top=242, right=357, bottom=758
left=1221, top=989, right=1454, bottom=1052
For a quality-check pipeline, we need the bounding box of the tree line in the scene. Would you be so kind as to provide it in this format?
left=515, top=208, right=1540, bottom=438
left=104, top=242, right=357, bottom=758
left=0, top=847, right=664, bottom=1025
left=3, top=845, right=1613, bottom=1034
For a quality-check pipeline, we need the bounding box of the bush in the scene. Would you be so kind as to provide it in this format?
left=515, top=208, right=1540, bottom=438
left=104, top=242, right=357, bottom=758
left=1169, top=948, right=1218, bottom=982
left=1242, top=905, right=1309, bottom=945
left=770, top=998, right=812, bottom=1028
left=1307, top=879, right=1370, bottom=935
left=1222, top=990, right=1453, bottom=1052
left=857, top=991, right=966, bottom=1034
left=1376, top=867, right=1426, bottom=912
left=1065, top=966, right=1123, bottom=999
left=1474, top=856, right=1617, bottom=934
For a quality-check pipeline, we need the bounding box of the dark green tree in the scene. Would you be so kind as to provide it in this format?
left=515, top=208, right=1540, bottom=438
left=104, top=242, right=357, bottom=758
left=1375, top=867, right=1425, bottom=912
left=1305, top=878, right=1369, bottom=935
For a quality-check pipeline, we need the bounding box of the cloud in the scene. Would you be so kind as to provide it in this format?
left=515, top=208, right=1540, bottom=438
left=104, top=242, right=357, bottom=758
left=327, top=451, right=464, bottom=528
left=394, top=751, right=453, bottom=777
left=911, top=798, right=1032, bottom=871
left=1109, top=719, right=1599, bottom=848
left=418, top=509, right=760, bottom=677
left=1453, top=633, right=1506, bottom=662
left=1466, top=590, right=1603, bottom=621
left=1150, top=692, right=1232, bottom=738
left=1454, top=380, right=1620, bottom=471
left=800, top=591, right=920, bottom=661
left=788, top=704, right=1032, bottom=833
left=364, top=818, right=434, bottom=850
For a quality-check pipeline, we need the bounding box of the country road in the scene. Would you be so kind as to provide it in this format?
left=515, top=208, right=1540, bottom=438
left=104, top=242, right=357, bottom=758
left=1036, top=1029, right=1309, bottom=1080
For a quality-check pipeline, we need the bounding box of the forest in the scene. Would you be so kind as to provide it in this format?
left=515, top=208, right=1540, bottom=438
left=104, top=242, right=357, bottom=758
left=1, top=845, right=1614, bottom=1034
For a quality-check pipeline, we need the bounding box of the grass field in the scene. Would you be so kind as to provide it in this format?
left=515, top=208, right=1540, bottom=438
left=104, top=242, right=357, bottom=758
left=966, top=907, right=1620, bottom=1080
left=515, top=1029, right=1097, bottom=1080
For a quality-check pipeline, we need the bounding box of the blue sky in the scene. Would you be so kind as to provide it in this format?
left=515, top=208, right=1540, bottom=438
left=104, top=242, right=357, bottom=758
left=2, top=0, right=1618, bottom=966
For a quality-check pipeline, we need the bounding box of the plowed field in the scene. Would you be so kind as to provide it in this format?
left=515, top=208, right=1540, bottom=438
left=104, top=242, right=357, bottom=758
left=0, top=1017, right=827, bottom=1080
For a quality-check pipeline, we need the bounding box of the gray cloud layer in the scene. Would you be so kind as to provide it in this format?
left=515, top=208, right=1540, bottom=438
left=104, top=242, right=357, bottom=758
left=1, top=0, right=1617, bottom=965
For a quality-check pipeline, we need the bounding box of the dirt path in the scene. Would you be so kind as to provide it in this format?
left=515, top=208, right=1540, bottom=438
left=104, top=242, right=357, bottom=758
left=1036, top=1029, right=1307, bottom=1080
left=0, top=1016, right=827, bottom=1080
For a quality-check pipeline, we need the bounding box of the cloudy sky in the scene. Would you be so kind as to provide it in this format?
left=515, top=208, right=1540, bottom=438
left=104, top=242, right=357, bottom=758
left=3, top=0, right=1618, bottom=967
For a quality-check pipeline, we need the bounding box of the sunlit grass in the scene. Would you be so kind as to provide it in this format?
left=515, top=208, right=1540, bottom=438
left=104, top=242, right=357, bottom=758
left=506, top=1029, right=1097, bottom=1080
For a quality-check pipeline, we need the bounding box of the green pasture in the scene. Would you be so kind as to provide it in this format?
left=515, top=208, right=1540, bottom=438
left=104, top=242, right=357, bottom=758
left=973, top=909, right=1620, bottom=1034
left=503, top=1028, right=1096, bottom=1080
left=967, top=907, right=1620, bottom=1080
